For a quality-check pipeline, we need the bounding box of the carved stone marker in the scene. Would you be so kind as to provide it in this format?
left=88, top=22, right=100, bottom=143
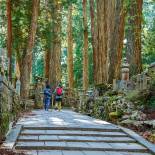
left=16, top=79, right=21, bottom=95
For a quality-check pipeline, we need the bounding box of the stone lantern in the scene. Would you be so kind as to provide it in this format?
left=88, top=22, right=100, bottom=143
left=121, top=58, right=129, bottom=81
left=120, top=58, right=129, bottom=90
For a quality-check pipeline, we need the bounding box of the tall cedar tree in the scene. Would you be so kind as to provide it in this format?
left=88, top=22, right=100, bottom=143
left=107, top=0, right=126, bottom=83
left=96, top=0, right=108, bottom=85
left=89, top=0, right=97, bottom=84
left=67, top=4, right=74, bottom=89
left=82, top=0, right=89, bottom=91
left=20, top=0, right=40, bottom=99
left=49, top=1, right=62, bottom=87
left=96, top=0, right=126, bottom=84
left=126, top=0, right=143, bottom=75
left=6, top=0, right=12, bottom=81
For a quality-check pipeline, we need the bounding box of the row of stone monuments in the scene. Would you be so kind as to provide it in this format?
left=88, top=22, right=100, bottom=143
left=113, top=59, right=155, bottom=92
left=0, top=48, right=21, bottom=95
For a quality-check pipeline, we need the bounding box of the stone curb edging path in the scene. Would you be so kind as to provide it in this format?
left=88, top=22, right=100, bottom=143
left=119, top=126, right=155, bottom=154
left=2, top=125, right=22, bottom=149
left=3, top=109, right=155, bottom=155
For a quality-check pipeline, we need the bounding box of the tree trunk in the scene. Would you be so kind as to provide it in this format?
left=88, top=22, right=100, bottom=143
left=20, top=0, right=40, bottom=99
left=89, top=0, right=97, bottom=85
left=96, top=0, right=126, bottom=84
left=96, top=0, right=108, bottom=85
left=115, top=5, right=126, bottom=80
left=126, top=0, right=143, bottom=75
left=82, top=0, right=89, bottom=91
left=107, top=0, right=126, bottom=83
left=106, top=0, right=115, bottom=84
left=49, top=1, right=62, bottom=87
left=6, top=0, right=12, bottom=82
left=44, top=49, right=50, bottom=79
left=67, top=4, right=74, bottom=89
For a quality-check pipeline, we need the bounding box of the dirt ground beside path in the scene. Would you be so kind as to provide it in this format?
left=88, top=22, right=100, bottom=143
left=0, top=149, right=25, bottom=155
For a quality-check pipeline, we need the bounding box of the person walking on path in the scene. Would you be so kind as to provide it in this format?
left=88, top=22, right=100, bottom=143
left=54, top=83, right=63, bottom=111
left=43, top=84, right=52, bottom=111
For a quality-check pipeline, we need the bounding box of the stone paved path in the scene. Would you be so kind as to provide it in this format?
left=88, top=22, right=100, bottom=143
left=6, top=110, right=155, bottom=155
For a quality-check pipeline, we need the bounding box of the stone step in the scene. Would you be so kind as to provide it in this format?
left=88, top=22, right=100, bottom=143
left=15, top=141, right=148, bottom=153
left=21, top=129, right=127, bottom=136
left=18, top=139, right=136, bottom=143
left=18, top=135, right=136, bottom=143
left=13, top=109, right=154, bottom=155
left=24, top=150, right=152, bottom=155
left=22, top=126, right=121, bottom=132
left=20, top=133, right=128, bottom=137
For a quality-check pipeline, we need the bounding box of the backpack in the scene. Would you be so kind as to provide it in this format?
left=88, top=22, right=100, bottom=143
left=56, top=87, right=63, bottom=96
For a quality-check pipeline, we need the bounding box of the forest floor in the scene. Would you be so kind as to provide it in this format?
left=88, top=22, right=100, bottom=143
left=123, top=110, right=155, bottom=144
left=0, top=149, right=25, bottom=155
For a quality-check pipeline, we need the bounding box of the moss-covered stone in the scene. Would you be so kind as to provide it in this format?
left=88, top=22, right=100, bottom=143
left=0, top=112, right=10, bottom=141
left=0, top=78, right=22, bottom=143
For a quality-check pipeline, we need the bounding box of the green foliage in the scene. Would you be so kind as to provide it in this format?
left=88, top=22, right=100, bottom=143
left=0, top=112, right=10, bottom=140
left=0, top=88, right=23, bottom=142
left=125, top=90, right=140, bottom=102
left=142, top=0, right=155, bottom=68
left=109, top=111, right=123, bottom=122
left=12, top=0, right=32, bottom=61
left=143, top=20, right=155, bottom=67
left=148, top=97, right=155, bottom=109
left=0, top=0, right=7, bottom=48
left=126, top=90, right=151, bottom=106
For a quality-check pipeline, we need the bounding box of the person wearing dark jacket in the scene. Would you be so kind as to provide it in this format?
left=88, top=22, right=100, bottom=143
left=43, top=84, right=52, bottom=111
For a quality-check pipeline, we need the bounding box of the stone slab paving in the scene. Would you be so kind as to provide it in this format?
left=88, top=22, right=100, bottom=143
left=3, top=109, right=155, bottom=155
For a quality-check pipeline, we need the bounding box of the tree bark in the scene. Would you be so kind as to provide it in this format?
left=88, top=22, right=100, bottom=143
left=44, top=49, right=50, bottom=79
left=20, top=0, right=40, bottom=99
left=67, top=4, right=74, bottom=89
left=96, top=0, right=108, bottom=85
left=82, top=0, right=89, bottom=91
left=6, top=0, right=12, bottom=82
left=89, top=0, right=97, bottom=85
left=126, top=0, right=143, bottom=75
left=107, top=0, right=126, bottom=83
left=96, top=0, right=126, bottom=84
left=115, top=5, right=126, bottom=80
left=106, top=0, right=115, bottom=84
left=49, top=1, right=62, bottom=87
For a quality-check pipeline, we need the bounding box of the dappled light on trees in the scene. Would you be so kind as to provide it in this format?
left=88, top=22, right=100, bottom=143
left=0, top=0, right=155, bottom=97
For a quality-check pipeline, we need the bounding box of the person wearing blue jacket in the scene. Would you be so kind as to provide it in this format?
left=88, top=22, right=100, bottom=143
left=43, top=84, right=52, bottom=111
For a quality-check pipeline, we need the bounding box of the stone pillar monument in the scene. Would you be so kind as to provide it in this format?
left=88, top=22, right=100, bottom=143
left=136, top=74, right=141, bottom=90
left=121, top=58, right=129, bottom=90
left=121, top=58, right=129, bottom=81
left=16, top=79, right=21, bottom=95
